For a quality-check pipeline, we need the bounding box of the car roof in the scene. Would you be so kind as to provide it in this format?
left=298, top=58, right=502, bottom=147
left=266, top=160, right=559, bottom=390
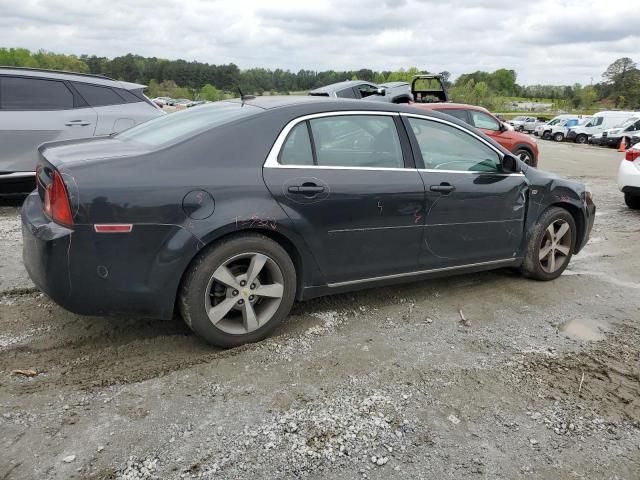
left=224, top=96, right=496, bottom=130
left=308, top=80, right=370, bottom=93
left=0, top=67, right=147, bottom=90
left=411, top=102, right=491, bottom=114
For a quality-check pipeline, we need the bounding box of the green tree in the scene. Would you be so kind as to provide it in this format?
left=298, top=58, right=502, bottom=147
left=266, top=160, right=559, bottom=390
left=198, top=84, right=222, bottom=101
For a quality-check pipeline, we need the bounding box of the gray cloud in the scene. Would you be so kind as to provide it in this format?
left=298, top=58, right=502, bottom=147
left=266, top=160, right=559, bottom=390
left=0, top=0, right=637, bottom=85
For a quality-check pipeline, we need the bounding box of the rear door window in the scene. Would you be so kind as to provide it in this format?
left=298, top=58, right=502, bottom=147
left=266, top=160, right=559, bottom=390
left=277, top=115, right=405, bottom=169
left=73, top=83, right=126, bottom=107
left=0, top=76, right=74, bottom=110
left=469, top=111, right=501, bottom=131
left=309, top=115, right=404, bottom=168
left=279, top=123, right=314, bottom=166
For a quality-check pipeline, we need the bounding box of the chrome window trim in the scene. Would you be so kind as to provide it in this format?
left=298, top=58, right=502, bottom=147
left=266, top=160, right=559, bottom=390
left=263, top=111, right=405, bottom=170
left=327, top=258, right=519, bottom=288
left=418, top=168, right=525, bottom=176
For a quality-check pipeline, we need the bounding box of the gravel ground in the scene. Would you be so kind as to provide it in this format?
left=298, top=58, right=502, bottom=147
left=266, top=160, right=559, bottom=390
left=1, top=140, right=639, bottom=479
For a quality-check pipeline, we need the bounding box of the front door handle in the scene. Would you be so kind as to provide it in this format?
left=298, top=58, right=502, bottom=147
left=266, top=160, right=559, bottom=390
left=65, top=120, right=90, bottom=126
left=430, top=183, right=455, bottom=194
left=288, top=185, right=325, bottom=195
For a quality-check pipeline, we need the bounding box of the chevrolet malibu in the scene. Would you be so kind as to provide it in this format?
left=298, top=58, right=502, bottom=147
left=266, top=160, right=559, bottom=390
left=22, top=97, right=596, bottom=348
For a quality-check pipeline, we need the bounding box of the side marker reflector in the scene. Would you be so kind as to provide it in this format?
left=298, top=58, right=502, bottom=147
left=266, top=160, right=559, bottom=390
left=94, top=224, right=133, bottom=233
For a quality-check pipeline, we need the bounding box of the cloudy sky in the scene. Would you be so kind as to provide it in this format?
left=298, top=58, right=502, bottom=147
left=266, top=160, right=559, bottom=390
left=0, top=0, right=638, bottom=85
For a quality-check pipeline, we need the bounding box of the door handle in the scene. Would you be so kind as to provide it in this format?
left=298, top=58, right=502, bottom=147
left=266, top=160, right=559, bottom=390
left=430, top=183, right=455, bottom=194
left=288, top=185, right=325, bottom=194
left=65, top=120, right=90, bottom=126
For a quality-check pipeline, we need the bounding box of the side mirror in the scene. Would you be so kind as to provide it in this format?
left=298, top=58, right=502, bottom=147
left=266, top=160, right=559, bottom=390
left=501, top=154, right=520, bottom=173
left=376, top=87, right=386, bottom=96
left=498, top=122, right=506, bottom=132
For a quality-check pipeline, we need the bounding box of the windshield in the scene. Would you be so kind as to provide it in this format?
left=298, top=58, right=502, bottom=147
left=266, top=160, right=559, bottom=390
left=547, top=119, right=561, bottom=125
left=116, top=101, right=261, bottom=147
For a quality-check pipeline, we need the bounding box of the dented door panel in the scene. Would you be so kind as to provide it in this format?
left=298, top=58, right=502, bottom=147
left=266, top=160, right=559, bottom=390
left=419, top=171, right=528, bottom=267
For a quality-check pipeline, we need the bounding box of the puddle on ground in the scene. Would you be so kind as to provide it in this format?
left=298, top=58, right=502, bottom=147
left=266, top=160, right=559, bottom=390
left=559, top=318, right=607, bottom=341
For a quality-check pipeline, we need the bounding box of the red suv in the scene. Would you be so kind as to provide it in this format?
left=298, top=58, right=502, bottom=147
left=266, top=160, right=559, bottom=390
left=412, top=103, right=539, bottom=166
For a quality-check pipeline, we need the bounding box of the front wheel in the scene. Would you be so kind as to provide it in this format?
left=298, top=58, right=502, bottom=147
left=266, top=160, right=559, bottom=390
left=575, top=134, right=588, bottom=144
left=521, top=207, right=576, bottom=281
left=625, top=193, right=640, bottom=209
left=179, top=233, right=296, bottom=348
left=542, top=131, right=551, bottom=140
left=553, top=132, right=565, bottom=142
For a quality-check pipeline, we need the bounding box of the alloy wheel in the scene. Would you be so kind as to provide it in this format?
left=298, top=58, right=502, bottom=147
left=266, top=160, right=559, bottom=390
left=204, top=252, right=285, bottom=334
left=515, top=149, right=533, bottom=165
left=538, top=220, right=572, bottom=273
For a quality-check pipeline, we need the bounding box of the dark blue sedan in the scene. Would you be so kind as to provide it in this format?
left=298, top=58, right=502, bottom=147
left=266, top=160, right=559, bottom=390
left=22, top=96, right=595, bottom=347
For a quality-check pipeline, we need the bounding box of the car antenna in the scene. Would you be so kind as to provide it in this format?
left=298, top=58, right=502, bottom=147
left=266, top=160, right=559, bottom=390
left=238, top=87, right=255, bottom=104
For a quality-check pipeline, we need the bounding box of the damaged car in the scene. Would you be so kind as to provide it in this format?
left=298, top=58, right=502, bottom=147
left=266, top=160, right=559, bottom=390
left=22, top=96, right=595, bottom=348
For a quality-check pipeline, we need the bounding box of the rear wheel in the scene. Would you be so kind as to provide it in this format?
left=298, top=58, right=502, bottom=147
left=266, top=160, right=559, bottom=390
left=521, top=207, right=576, bottom=281
left=179, top=234, right=296, bottom=348
left=553, top=132, right=565, bottom=142
left=514, top=148, right=534, bottom=165
left=624, top=193, right=640, bottom=209
left=575, top=134, right=588, bottom=144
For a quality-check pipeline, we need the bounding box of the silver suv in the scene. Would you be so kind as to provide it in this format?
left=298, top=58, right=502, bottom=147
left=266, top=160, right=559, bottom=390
left=0, top=68, right=163, bottom=193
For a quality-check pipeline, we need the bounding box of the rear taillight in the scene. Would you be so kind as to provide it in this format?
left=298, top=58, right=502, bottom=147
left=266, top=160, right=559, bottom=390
left=625, top=149, right=640, bottom=162
left=43, top=171, right=73, bottom=227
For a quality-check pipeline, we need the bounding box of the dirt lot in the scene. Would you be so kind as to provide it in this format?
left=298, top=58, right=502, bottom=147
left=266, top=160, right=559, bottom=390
left=1, top=140, right=639, bottom=479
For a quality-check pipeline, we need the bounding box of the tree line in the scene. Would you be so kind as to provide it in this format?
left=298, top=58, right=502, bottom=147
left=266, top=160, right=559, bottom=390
left=1, top=48, right=639, bottom=109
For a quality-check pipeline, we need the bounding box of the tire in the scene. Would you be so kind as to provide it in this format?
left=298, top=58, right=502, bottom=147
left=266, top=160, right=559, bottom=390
left=553, top=132, right=565, bottom=142
left=575, top=134, right=588, bottom=144
left=518, top=126, right=525, bottom=132
left=624, top=193, right=640, bottom=209
left=542, top=131, right=551, bottom=140
left=179, top=233, right=296, bottom=348
left=520, top=207, right=576, bottom=281
left=514, top=148, right=534, bottom=165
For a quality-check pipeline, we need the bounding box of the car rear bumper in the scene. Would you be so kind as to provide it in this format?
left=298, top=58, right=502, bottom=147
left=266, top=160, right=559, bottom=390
left=21, top=192, right=199, bottom=319
left=618, top=159, right=640, bottom=191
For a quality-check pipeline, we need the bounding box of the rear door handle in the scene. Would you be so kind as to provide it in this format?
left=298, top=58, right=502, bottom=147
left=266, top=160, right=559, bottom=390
left=430, top=183, right=455, bottom=193
left=288, top=185, right=325, bottom=194
left=65, top=120, right=90, bottom=126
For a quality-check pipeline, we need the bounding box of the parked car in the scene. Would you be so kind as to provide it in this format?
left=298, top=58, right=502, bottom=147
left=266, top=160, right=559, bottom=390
left=589, top=117, right=640, bottom=147
left=509, top=116, right=547, bottom=133
left=0, top=67, right=163, bottom=194
left=21, top=96, right=595, bottom=347
left=413, top=102, right=539, bottom=166
left=151, top=96, right=175, bottom=107
left=566, top=110, right=640, bottom=144
left=535, top=115, right=578, bottom=139
left=617, top=142, right=640, bottom=209
left=309, top=80, right=412, bottom=103
left=549, top=117, right=591, bottom=142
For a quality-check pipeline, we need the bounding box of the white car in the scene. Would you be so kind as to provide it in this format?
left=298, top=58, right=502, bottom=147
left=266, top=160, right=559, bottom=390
left=618, top=143, right=640, bottom=209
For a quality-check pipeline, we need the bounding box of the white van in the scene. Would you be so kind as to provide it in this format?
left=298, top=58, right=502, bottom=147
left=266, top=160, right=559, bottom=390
left=567, top=111, right=640, bottom=144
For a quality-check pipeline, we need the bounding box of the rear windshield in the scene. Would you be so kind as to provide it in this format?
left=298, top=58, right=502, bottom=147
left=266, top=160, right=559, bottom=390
left=115, top=101, right=261, bottom=147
